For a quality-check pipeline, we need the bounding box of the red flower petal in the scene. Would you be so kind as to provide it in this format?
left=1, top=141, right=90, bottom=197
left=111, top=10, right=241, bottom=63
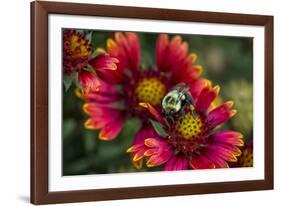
left=89, top=53, right=119, bottom=71
left=125, top=32, right=141, bottom=70
left=78, top=70, right=101, bottom=94
left=105, top=38, right=127, bottom=83
left=156, top=35, right=188, bottom=72
left=190, top=154, right=215, bottom=169
left=84, top=118, right=107, bottom=129
left=212, top=130, right=244, bottom=146
left=196, top=85, right=220, bottom=115
left=144, top=138, right=173, bottom=167
left=189, top=79, right=211, bottom=103
left=163, top=155, right=188, bottom=171
left=144, top=138, right=160, bottom=147
left=146, top=152, right=172, bottom=167
left=171, top=57, right=202, bottom=84
left=133, top=149, right=146, bottom=161
left=156, top=34, right=169, bottom=70
left=107, top=32, right=141, bottom=74
left=76, top=80, right=121, bottom=104
left=127, top=143, right=147, bottom=163
left=103, top=32, right=141, bottom=83
left=133, top=126, right=159, bottom=145
left=208, top=144, right=238, bottom=162
left=90, top=57, right=124, bottom=84
left=139, top=102, right=166, bottom=125
left=202, top=147, right=229, bottom=168
left=83, top=92, right=120, bottom=104
left=83, top=103, right=125, bottom=140
left=206, top=101, right=237, bottom=128
left=130, top=135, right=172, bottom=168
left=215, top=143, right=242, bottom=156
left=144, top=148, right=158, bottom=156
left=183, top=65, right=203, bottom=83
left=99, top=115, right=125, bottom=141
left=126, top=144, right=143, bottom=153
left=127, top=126, right=161, bottom=169
left=83, top=103, right=120, bottom=116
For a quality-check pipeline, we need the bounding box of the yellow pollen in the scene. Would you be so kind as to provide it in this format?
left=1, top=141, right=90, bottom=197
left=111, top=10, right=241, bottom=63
left=176, top=112, right=203, bottom=141
left=135, top=77, right=166, bottom=106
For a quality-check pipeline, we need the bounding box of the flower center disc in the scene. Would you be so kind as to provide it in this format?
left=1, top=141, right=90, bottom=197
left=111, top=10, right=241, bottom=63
left=69, top=33, right=91, bottom=58
left=135, top=77, right=166, bottom=106
left=239, top=149, right=253, bottom=167
left=176, top=112, right=203, bottom=141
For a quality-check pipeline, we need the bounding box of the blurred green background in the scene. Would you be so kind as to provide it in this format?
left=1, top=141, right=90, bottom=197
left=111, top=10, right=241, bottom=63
left=63, top=30, right=253, bottom=176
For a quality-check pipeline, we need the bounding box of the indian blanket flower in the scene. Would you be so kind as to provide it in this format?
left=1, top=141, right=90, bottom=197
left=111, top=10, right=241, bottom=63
left=79, top=32, right=203, bottom=141
left=127, top=82, right=244, bottom=170
left=63, top=29, right=118, bottom=94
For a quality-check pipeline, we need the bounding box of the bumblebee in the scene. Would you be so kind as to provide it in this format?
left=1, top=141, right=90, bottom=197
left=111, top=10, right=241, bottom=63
left=161, top=83, right=196, bottom=125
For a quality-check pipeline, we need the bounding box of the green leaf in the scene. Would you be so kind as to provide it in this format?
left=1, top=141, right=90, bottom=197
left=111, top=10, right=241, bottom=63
left=73, top=72, right=83, bottom=91
left=83, top=64, right=98, bottom=78
left=150, top=119, right=168, bottom=138
left=63, top=73, right=75, bottom=92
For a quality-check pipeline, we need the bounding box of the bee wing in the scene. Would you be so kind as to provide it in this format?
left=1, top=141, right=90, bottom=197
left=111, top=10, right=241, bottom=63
left=172, top=82, right=185, bottom=90
left=174, top=82, right=190, bottom=93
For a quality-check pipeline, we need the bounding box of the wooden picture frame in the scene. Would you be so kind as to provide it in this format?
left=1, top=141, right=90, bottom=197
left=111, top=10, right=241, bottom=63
left=31, top=1, right=274, bottom=204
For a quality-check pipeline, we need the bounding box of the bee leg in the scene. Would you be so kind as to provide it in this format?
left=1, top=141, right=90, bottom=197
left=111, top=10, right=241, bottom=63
left=165, top=116, right=174, bottom=127
left=184, top=95, right=196, bottom=119
left=189, top=104, right=196, bottom=119
left=179, top=108, right=186, bottom=123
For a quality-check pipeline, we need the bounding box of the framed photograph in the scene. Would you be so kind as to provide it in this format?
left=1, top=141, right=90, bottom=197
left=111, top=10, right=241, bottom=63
left=31, top=1, right=274, bottom=204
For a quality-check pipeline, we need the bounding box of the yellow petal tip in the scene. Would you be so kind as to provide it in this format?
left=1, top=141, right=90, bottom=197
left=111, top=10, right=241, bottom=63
left=213, top=85, right=220, bottom=94
left=231, top=109, right=238, bottom=116
left=82, top=103, right=90, bottom=114
left=126, top=147, right=134, bottom=153
left=139, top=102, right=148, bottom=108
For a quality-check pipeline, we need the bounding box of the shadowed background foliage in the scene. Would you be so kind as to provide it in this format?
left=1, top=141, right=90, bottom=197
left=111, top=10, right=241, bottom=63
left=63, top=30, right=253, bottom=175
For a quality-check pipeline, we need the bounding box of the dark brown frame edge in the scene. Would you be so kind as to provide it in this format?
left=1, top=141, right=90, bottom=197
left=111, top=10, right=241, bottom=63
left=30, top=0, right=274, bottom=204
